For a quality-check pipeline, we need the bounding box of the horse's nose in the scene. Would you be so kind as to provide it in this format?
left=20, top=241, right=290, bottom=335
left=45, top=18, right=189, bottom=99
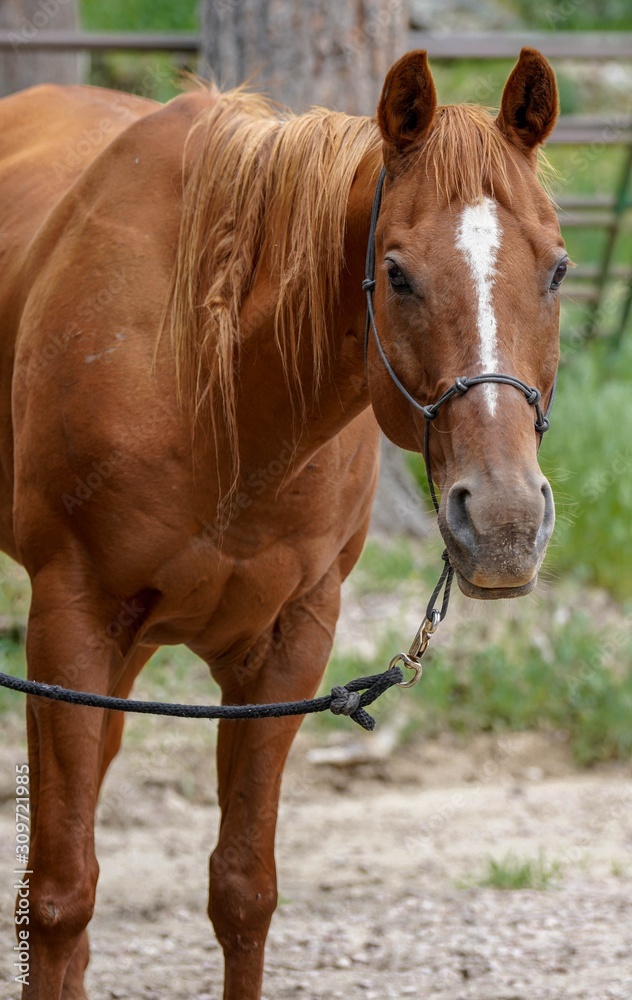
left=444, top=473, right=555, bottom=589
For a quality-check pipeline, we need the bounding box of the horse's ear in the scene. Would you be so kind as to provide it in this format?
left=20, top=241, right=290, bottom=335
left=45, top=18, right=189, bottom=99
left=377, top=50, right=437, bottom=162
left=496, top=48, right=558, bottom=151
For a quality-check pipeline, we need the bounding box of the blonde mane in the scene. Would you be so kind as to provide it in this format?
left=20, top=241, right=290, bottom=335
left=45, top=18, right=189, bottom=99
left=167, top=95, right=552, bottom=490
left=167, top=86, right=382, bottom=487
left=423, top=104, right=511, bottom=202
left=421, top=103, right=555, bottom=203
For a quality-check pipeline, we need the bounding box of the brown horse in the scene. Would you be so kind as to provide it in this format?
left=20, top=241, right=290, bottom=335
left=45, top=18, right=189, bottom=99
left=0, top=48, right=565, bottom=999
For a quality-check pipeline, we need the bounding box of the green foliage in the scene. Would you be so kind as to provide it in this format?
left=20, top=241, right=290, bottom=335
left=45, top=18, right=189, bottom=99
left=0, top=636, right=26, bottom=715
left=316, top=572, right=632, bottom=765
left=349, top=538, right=439, bottom=596
left=80, top=0, right=197, bottom=32
left=469, top=851, right=563, bottom=891
left=541, top=334, right=632, bottom=600
left=79, top=0, right=198, bottom=100
left=87, top=53, right=185, bottom=102
left=422, top=616, right=632, bottom=765
left=507, top=0, right=632, bottom=31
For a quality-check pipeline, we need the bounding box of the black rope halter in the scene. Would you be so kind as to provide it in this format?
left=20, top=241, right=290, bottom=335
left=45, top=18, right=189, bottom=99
left=362, top=166, right=557, bottom=635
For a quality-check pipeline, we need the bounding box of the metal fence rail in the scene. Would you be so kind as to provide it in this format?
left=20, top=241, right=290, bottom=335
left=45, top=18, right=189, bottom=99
left=1, top=30, right=631, bottom=59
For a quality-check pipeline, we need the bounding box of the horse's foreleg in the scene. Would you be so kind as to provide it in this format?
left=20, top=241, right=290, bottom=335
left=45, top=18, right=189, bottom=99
left=207, top=568, right=342, bottom=1000
left=60, top=643, right=158, bottom=1000
left=20, top=562, right=150, bottom=1000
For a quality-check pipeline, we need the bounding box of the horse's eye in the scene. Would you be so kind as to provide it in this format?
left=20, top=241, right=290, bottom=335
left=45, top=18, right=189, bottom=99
left=550, top=259, right=568, bottom=291
left=386, top=261, right=409, bottom=290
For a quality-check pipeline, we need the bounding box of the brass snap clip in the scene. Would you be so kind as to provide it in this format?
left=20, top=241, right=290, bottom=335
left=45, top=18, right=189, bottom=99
left=391, top=610, right=441, bottom=688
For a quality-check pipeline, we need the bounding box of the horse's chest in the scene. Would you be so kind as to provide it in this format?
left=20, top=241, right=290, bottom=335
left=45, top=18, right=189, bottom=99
left=146, top=531, right=332, bottom=662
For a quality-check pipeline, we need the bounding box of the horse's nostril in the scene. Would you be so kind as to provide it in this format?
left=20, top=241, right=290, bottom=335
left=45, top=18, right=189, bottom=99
left=538, top=479, right=556, bottom=538
left=447, top=485, right=473, bottom=539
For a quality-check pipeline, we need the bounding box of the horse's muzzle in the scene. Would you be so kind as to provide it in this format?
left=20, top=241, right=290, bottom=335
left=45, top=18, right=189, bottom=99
left=441, top=473, right=555, bottom=600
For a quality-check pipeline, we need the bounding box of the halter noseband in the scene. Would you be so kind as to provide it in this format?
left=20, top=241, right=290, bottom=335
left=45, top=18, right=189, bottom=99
left=362, top=166, right=557, bottom=634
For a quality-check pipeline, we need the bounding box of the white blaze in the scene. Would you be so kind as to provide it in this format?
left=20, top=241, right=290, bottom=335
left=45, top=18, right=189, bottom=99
left=456, top=198, right=502, bottom=416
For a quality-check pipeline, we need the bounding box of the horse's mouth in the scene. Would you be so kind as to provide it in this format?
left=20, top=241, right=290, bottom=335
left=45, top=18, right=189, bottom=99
left=455, top=572, right=537, bottom=601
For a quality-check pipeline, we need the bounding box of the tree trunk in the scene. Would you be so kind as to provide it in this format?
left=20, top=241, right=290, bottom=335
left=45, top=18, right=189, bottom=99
left=369, top=437, right=433, bottom=537
left=201, top=0, right=407, bottom=115
left=200, top=0, right=430, bottom=536
left=0, top=0, right=81, bottom=97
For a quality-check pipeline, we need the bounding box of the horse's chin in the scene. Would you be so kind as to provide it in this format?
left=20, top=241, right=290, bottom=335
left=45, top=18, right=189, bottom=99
left=456, top=572, right=537, bottom=601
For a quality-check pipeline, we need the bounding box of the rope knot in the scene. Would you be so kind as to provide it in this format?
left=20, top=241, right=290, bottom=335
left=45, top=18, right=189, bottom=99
left=454, top=377, right=469, bottom=395
left=526, top=386, right=540, bottom=405
left=361, top=278, right=376, bottom=293
left=421, top=404, right=438, bottom=421
left=329, top=686, right=362, bottom=717
left=535, top=415, right=550, bottom=433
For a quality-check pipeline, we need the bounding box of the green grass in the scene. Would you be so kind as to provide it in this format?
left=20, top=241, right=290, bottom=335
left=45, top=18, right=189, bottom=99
left=610, top=859, right=627, bottom=878
left=348, top=537, right=441, bottom=596
left=467, top=851, right=563, bottom=891
left=362, top=626, right=632, bottom=766
left=421, top=621, right=632, bottom=766
left=313, top=539, right=632, bottom=765
left=540, top=333, right=632, bottom=600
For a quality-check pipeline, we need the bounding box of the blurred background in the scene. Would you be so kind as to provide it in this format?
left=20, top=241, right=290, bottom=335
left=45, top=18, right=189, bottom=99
left=0, top=0, right=630, bottom=766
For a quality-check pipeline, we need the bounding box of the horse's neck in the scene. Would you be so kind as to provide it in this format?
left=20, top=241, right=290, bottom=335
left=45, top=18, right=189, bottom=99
left=222, top=154, right=377, bottom=481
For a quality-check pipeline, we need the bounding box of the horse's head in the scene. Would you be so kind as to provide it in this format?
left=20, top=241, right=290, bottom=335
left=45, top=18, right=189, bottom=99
left=368, top=48, right=564, bottom=600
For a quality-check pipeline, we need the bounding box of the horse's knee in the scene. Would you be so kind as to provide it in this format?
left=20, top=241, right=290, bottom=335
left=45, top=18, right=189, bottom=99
left=28, top=861, right=98, bottom=949
left=208, top=851, right=277, bottom=951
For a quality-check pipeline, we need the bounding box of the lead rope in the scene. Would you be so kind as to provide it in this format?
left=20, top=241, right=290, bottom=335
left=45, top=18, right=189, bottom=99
left=362, top=167, right=556, bottom=688
left=0, top=666, right=403, bottom=732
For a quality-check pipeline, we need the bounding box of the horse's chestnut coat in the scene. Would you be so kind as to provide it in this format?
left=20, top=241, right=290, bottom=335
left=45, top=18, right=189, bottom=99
left=0, top=47, right=563, bottom=998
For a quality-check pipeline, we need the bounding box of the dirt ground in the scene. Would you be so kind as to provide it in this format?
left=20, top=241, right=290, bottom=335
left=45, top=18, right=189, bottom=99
left=1, top=722, right=631, bottom=1000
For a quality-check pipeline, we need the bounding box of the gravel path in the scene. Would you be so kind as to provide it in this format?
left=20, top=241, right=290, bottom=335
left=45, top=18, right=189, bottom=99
left=1, top=730, right=631, bottom=999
